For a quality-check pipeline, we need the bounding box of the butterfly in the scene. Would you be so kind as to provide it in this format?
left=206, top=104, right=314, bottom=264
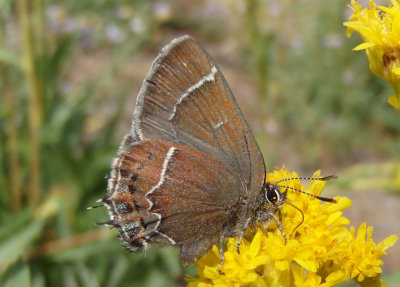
left=95, top=35, right=336, bottom=265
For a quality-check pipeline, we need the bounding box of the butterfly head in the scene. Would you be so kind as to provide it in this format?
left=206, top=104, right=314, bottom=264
left=258, top=176, right=337, bottom=242
left=264, top=183, right=287, bottom=208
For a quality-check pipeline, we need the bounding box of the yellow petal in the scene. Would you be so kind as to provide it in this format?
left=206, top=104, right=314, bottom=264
left=275, top=260, right=289, bottom=271
left=248, top=230, right=262, bottom=257
left=326, top=211, right=344, bottom=225
left=378, top=234, right=399, bottom=251
left=356, top=223, right=368, bottom=240
left=353, top=42, right=376, bottom=51
left=326, top=197, right=352, bottom=213
left=203, top=266, right=219, bottom=279
left=392, top=0, right=400, bottom=9
left=325, top=270, right=347, bottom=285
left=388, top=95, right=400, bottom=109
left=378, top=6, right=392, bottom=14
left=295, top=257, right=317, bottom=273
left=393, top=67, right=400, bottom=76
left=346, top=27, right=355, bottom=37
left=242, top=272, right=258, bottom=283
left=245, top=256, right=269, bottom=269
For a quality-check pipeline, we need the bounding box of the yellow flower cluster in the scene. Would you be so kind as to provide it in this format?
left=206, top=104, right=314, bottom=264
left=343, top=0, right=400, bottom=109
left=186, top=168, right=398, bottom=287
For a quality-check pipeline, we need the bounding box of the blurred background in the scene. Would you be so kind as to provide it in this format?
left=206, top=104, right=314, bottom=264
left=0, top=0, right=399, bottom=286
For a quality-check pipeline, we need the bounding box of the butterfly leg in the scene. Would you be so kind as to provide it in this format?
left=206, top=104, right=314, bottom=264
left=218, top=235, right=226, bottom=275
left=219, top=235, right=225, bottom=266
left=236, top=217, right=251, bottom=254
left=278, top=208, right=283, bottom=224
left=270, top=212, right=287, bottom=243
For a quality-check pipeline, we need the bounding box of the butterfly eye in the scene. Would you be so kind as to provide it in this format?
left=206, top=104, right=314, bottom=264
left=265, top=185, right=280, bottom=205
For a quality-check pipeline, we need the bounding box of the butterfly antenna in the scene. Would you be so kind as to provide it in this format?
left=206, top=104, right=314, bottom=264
left=277, top=185, right=337, bottom=203
left=275, top=175, right=337, bottom=184
left=284, top=201, right=304, bottom=238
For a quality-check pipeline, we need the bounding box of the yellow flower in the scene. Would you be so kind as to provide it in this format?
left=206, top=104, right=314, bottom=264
left=186, top=168, right=398, bottom=287
left=343, top=0, right=400, bottom=109
left=338, top=223, right=398, bottom=282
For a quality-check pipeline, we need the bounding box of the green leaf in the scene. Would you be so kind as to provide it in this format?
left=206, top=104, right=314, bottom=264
left=0, top=208, right=33, bottom=242
left=0, top=219, right=46, bottom=272
left=31, top=272, right=45, bottom=287
left=105, top=255, right=128, bottom=287
left=0, top=259, right=31, bottom=287
left=50, top=239, right=115, bottom=263
left=0, top=46, right=20, bottom=69
left=0, top=193, right=61, bottom=272
left=74, top=263, right=99, bottom=287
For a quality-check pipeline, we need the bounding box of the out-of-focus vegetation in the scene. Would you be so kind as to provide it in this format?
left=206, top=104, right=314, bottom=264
left=0, top=0, right=399, bottom=286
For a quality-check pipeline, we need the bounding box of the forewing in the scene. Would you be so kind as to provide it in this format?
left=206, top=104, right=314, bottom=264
left=133, top=35, right=265, bottom=200
left=104, top=137, right=242, bottom=261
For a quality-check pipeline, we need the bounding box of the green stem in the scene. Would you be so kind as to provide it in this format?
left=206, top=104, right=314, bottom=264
left=32, top=0, right=44, bottom=57
left=32, top=0, right=44, bottom=101
left=17, top=0, right=41, bottom=205
left=245, top=0, right=270, bottom=104
left=0, top=21, right=23, bottom=210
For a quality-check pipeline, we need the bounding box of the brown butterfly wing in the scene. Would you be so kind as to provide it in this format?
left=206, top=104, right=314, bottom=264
left=132, top=35, right=266, bottom=202
left=104, top=138, right=242, bottom=264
